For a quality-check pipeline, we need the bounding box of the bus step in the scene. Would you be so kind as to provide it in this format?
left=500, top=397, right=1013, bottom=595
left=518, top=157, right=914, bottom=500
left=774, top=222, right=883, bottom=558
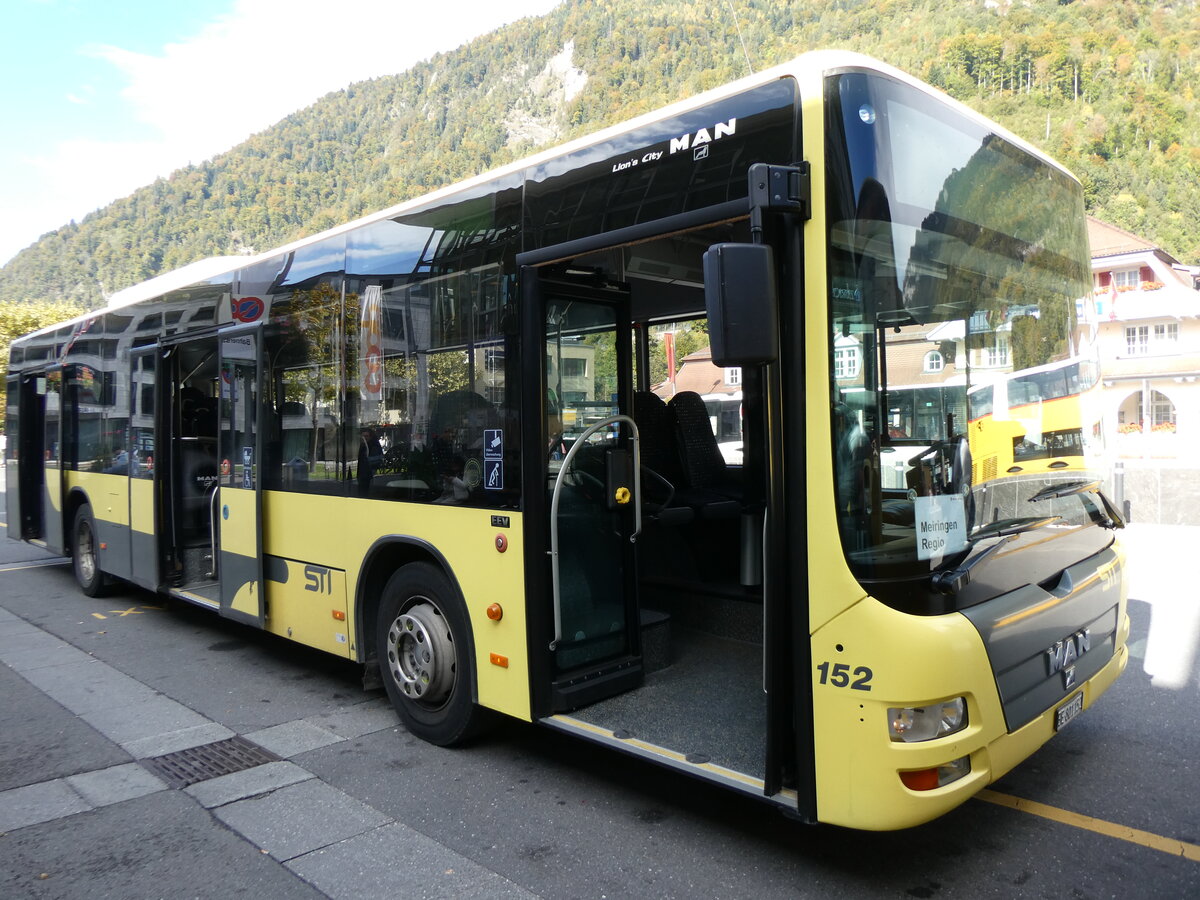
left=180, top=547, right=216, bottom=584
left=641, top=608, right=671, bottom=673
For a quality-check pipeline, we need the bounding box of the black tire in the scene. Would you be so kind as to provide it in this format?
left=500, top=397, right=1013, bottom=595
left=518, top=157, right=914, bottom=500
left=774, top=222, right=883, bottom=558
left=375, top=563, right=489, bottom=746
left=72, top=503, right=107, bottom=597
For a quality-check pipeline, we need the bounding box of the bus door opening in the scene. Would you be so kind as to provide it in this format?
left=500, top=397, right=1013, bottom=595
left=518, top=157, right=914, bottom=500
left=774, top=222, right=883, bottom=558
left=16, top=373, right=49, bottom=541
left=162, top=338, right=221, bottom=598
left=532, top=270, right=643, bottom=710
left=525, top=222, right=786, bottom=793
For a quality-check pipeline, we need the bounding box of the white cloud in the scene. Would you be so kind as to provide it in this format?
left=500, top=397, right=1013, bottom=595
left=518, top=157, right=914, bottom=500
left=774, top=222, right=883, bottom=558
left=94, top=0, right=562, bottom=170
left=3, top=0, right=561, bottom=264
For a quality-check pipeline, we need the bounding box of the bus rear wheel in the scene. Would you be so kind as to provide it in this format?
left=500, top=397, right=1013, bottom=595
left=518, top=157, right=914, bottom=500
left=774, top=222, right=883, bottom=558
left=72, top=503, right=107, bottom=597
left=376, top=563, right=488, bottom=746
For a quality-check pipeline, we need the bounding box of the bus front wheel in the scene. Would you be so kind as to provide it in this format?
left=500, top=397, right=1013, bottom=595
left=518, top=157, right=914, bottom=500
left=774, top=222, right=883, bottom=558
left=72, top=503, right=107, bottom=597
left=376, top=563, right=487, bottom=746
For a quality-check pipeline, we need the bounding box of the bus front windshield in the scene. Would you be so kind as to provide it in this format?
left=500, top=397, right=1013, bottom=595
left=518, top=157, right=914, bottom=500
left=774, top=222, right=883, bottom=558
left=824, top=70, right=1106, bottom=596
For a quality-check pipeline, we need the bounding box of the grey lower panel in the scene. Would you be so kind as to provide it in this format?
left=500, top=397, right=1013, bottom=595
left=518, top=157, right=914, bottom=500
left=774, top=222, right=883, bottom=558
left=96, top=519, right=132, bottom=581
left=962, top=543, right=1122, bottom=732
left=130, top=529, right=158, bottom=589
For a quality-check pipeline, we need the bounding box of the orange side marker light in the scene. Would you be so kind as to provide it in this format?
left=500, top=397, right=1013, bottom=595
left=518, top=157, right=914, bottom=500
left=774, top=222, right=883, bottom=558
left=900, top=768, right=940, bottom=791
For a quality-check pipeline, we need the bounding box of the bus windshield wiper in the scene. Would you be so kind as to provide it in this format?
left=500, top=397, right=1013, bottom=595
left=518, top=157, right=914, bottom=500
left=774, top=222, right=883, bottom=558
left=1026, top=479, right=1125, bottom=529
left=1026, top=480, right=1099, bottom=503
left=931, top=516, right=1061, bottom=595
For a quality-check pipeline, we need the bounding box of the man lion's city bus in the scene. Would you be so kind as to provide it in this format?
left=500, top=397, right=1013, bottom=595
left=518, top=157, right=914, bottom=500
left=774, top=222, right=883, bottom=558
left=5, top=52, right=1128, bottom=830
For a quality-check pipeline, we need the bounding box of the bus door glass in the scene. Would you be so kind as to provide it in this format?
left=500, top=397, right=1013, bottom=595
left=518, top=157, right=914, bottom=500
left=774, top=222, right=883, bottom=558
left=539, top=278, right=642, bottom=694
left=216, top=328, right=265, bottom=627
left=15, top=373, right=49, bottom=541
left=128, top=348, right=157, bottom=587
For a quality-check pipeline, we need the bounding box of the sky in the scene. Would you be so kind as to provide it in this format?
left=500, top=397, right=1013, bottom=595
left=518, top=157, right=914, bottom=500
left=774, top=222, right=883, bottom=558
left=0, top=0, right=564, bottom=266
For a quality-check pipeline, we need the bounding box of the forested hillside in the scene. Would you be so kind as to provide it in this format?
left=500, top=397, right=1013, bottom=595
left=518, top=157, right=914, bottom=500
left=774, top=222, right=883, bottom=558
left=2, top=0, right=1197, bottom=309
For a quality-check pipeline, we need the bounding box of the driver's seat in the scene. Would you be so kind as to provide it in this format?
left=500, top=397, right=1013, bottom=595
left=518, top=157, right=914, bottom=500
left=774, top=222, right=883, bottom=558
left=632, top=392, right=692, bottom=525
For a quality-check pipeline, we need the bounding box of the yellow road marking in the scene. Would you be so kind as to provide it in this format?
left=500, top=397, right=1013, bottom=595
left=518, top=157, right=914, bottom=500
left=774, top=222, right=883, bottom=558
left=93, top=606, right=160, bottom=620
left=977, top=789, right=1200, bottom=862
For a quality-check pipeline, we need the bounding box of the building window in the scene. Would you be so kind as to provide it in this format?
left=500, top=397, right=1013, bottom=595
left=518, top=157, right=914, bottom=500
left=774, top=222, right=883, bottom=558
left=1126, top=323, right=1177, bottom=356
left=923, top=350, right=944, bottom=373
left=724, top=367, right=742, bottom=386
left=834, top=340, right=861, bottom=380
left=1138, top=391, right=1177, bottom=431
left=1112, top=269, right=1140, bottom=288
left=1125, top=325, right=1149, bottom=356
left=1154, top=323, right=1179, bottom=344
left=977, top=334, right=1009, bottom=368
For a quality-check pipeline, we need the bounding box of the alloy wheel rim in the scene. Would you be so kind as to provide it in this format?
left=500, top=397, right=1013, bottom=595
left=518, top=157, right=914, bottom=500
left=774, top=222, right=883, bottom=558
left=77, top=520, right=96, bottom=583
left=386, top=601, right=454, bottom=707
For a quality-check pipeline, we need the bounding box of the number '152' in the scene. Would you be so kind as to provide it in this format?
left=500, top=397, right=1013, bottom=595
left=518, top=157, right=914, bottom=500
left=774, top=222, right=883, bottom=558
left=816, top=661, right=873, bottom=691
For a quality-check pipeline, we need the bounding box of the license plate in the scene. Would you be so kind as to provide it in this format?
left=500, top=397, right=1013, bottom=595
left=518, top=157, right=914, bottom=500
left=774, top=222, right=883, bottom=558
left=1055, top=692, right=1084, bottom=731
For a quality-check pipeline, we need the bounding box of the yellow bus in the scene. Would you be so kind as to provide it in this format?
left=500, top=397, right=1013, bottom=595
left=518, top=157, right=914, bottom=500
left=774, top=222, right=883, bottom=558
left=967, top=356, right=1103, bottom=482
left=5, top=51, right=1128, bottom=830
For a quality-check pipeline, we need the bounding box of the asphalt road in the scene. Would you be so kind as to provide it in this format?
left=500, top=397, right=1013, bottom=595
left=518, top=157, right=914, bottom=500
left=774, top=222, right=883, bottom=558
left=1, top=499, right=1197, bottom=898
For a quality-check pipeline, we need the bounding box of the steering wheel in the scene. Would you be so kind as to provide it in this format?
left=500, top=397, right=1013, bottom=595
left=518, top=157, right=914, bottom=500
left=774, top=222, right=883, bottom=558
left=907, top=439, right=950, bottom=468
left=639, top=465, right=675, bottom=514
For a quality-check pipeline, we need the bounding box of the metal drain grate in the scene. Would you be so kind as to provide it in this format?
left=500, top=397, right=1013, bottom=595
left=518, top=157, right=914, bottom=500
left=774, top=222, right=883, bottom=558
left=142, top=735, right=280, bottom=789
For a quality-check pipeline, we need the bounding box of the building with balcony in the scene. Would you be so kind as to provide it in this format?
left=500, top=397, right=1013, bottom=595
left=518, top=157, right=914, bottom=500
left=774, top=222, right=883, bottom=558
left=1088, top=217, right=1200, bottom=460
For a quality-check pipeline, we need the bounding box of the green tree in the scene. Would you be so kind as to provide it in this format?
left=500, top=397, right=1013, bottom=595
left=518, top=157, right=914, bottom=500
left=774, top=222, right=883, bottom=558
left=0, top=299, right=86, bottom=429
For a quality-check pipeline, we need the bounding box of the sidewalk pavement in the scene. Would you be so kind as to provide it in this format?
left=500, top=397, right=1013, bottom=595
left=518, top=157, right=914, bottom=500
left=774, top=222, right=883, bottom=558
left=0, top=537, right=533, bottom=899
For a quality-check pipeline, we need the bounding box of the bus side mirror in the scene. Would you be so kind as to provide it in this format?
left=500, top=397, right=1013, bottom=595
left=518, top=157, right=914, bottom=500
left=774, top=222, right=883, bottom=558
left=703, top=243, right=779, bottom=366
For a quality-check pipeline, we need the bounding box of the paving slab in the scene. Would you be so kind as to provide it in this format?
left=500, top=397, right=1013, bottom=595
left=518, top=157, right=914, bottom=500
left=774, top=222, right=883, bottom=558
left=0, top=641, right=95, bottom=673
left=303, top=700, right=400, bottom=740
left=121, top=722, right=236, bottom=759
left=287, top=821, right=537, bottom=900
left=65, top=763, right=166, bottom=807
left=0, top=627, right=67, bottom=656
left=78, top=693, right=213, bottom=745
left=0, top=790, right=326, bottom=899
left=0, top=779, right=92, bottom=833
left=17, top=658, right=159, bottom=713
left=213, top=778, right=392, bottom=861
left=185, top=760, right=314, bottom=809
left=246, top=719, right=345, bottom=757
left=0, top=663, right=129, bottom=793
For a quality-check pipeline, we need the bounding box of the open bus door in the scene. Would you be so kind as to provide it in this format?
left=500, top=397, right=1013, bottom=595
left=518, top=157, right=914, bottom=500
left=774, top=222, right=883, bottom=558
left=15, top=370, right=64, bottom=549
left=127, top=348, right=158, bottom=589
left=215, top=327, right=265, bottom=627
left=15, top=373, right=46, bottom=541
left=525, top=268, right=645, bottom=711
left=159, top=327, right=264, bottom=627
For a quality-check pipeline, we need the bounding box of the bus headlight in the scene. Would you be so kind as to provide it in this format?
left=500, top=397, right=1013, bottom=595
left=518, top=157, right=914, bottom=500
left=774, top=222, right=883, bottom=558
left=888, top=698, right=967, bottom=742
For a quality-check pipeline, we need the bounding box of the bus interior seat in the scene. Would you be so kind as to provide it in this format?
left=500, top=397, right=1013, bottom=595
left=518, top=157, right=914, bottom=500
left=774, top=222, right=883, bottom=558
left=428, top=390, right=497, bottom=500
left=669, top=391, right=742, bottom=519
left=430, top=389, right=496, bottom=435
left=192, top=398, right=217, bottom=437
left=632, top=391, right=692, bottom=525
